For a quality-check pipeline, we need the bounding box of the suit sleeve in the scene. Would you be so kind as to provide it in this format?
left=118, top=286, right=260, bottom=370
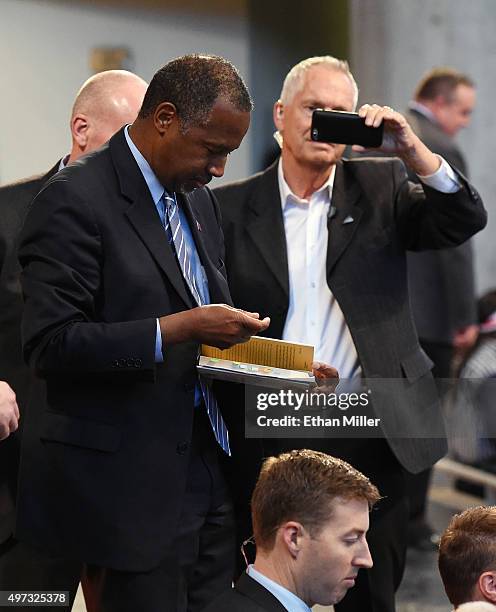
left=391, top=158, right=486, bottom=251
left=19, top=180, right=156, bottom=379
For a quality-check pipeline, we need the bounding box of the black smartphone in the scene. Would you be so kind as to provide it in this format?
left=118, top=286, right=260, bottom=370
left=311, top=109, right=384, bottom=148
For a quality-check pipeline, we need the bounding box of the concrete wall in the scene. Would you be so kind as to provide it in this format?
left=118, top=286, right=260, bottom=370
left=248, top=0, right=349, bottom=171
left=350, top=0, right=496, bottom=293
left=0, top=0, right=250, bottom=185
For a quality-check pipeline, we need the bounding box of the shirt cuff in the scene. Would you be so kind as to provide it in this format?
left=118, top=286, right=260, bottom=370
left=417, top=155, right=461, bottom=193
left=155, top=318, right=164, bottom=363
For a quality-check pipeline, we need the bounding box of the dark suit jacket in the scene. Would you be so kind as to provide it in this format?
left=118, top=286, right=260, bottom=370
left=406, top=108, right=476, bottom=343
left=0, top=163, right=58, bottom=544
left=214, top=157, right=486, bottom=473
left=16, top=128, right=231, bottom=571
left=202, top=573, right=289, bottom=612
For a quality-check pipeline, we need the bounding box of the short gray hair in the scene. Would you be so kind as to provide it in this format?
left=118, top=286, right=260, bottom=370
left=279, top=56, right=358, bottom=109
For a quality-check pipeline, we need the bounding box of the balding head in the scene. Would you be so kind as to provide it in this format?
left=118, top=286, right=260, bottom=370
left=69, top=70, right=148, bottom=163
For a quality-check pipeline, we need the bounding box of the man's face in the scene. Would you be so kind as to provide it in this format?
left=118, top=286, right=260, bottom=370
left=275, top=66, right=356, bottom=170
left=150, top=98, right=250, bottom=193
left=435, top=84, right=476, bottom=136
left=297, top=497, right=372, bottom=607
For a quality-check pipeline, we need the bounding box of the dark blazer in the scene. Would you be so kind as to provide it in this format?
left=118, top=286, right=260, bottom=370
left=214, top=157, right=486, bottom=473
left=16, top=128, right=231, bottom=571
left=202, top=573, right=289, bottom=612
left=406, top=108, right=476, bottom=343
left=0, top=163, right=58, bottom=544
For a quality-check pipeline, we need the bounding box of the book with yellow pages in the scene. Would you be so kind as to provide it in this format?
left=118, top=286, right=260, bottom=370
left=197, top=336, right=315, bottom=388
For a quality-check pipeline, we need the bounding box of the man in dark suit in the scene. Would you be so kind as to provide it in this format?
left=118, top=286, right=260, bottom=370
left=0, top=69, right=148, bottom=608
left=17, top=54, right=269, bottom=612
left=203, top=449, right=380, bottom=612
left=213, top=56, right=486, bottom=612
left=405, top=68, right=478, bottom=549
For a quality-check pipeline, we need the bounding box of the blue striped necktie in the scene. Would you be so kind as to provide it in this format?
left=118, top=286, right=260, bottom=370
left=162, top=192, right=230, bottom=455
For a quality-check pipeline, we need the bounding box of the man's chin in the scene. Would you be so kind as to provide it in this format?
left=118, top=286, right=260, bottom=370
left=304, top=148, right=344, bottom=167
left=302, top=154, right=340, bottom=170
left=178, top=179, right=209, bottom=194
left=178, top=184, right=199, bottom=194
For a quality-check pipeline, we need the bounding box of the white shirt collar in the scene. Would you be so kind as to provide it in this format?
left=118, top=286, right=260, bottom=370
left=408, top=100, right=438, bottom=124
left=277, top=158, right=336, bottom=210
left=247, top=565, right=312, bottom=612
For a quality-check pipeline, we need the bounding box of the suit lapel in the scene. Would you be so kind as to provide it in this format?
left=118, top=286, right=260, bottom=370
left=110, top=129, right=193, bottom=308
left=125, top=191, right=193, bottom=308
left=236, top=573, right=289, bottom=611
left=245, top=162, right=289, bottom=297
left=326, top=160, right=364, bottom=274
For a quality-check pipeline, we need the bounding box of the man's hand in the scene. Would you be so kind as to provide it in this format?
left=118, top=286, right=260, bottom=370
left=0, top=381, right=20, bottom=441
left=312, top=361, right=339, bottom=393
left=160, top=304, right=270, bottom=349
left=353, top=104, right=440, bottom=176
left=453, top=324, right=479, bottom=355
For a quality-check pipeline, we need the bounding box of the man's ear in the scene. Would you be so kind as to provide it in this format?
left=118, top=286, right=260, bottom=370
left=71, top=114, right=89, bottom=148
left=479, top=571, right=496, bottom=603
left=433, top=93, right=450, bottom=111
left=154, top=102, right=178, bottom=134
left=280, top=521, right=304, bottom=559
left=273, top=100, right=284, bottom=132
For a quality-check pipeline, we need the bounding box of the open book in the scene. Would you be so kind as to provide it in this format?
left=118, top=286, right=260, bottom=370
left=197, top=336, right=315, bottom=388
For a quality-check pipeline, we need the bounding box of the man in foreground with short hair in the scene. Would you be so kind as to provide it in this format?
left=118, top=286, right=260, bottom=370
left=214, top=55, right=486, bottom=612
left=439, top=506, right=496, bottom=609
left=203, top=449, right=379, bottom=611
left=0, top=69, right=147, bottom=608
left=17, top=54, right=268, bottom=611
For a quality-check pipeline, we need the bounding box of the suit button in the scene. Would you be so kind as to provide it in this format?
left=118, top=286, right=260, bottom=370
left=176, top=442, right=189, bottom=455
left=184, top=383, right=195, bottom=393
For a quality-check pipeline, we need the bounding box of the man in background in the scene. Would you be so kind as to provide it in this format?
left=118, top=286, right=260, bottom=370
left=214, top=55, right=486, bottom=612
left=407, top=67, right=477, bottom=377
left=405, top=68, right=478, bottom=549
left=439, top=506, right=496, bottom=609
left=203, top=449, right=379, bottom=612
left=0, top=69, right=147, bottom=608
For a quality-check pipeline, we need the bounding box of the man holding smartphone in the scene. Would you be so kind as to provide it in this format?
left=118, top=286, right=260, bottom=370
left=213, top=56, right=486, bottom=612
